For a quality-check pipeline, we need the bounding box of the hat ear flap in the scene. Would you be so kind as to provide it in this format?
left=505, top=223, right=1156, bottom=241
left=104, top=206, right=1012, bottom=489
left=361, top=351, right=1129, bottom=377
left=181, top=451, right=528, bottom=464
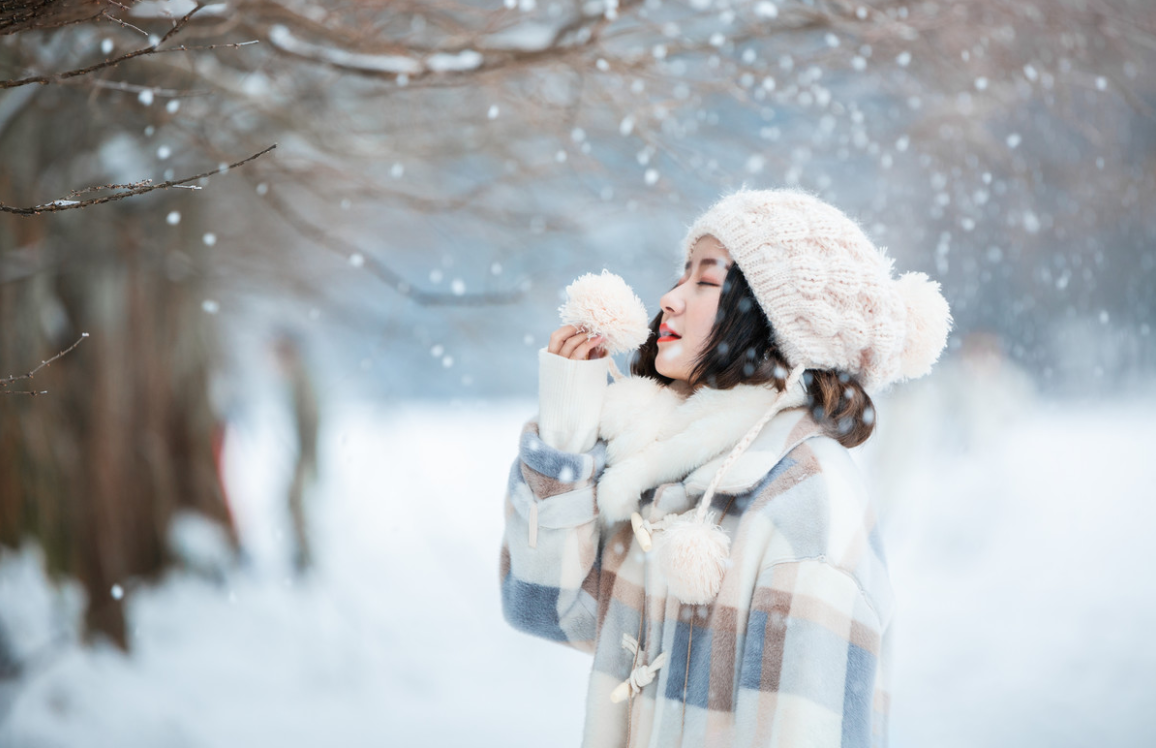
left=895, top=272, right=952, bottom=380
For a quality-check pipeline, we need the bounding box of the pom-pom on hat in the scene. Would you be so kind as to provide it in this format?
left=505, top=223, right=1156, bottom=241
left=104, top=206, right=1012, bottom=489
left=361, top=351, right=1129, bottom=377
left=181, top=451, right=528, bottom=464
left=679, top=186, right=952, bottom=393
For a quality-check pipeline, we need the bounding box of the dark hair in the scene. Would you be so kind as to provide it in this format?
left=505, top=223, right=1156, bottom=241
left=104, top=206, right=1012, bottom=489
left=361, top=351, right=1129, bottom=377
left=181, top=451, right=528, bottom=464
left=630, top=263, right=876, bottom=448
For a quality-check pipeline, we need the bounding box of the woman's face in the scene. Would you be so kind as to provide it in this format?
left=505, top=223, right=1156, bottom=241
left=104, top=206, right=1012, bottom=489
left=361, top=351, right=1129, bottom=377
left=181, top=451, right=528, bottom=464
left=655, top=235, right=733, bottom=385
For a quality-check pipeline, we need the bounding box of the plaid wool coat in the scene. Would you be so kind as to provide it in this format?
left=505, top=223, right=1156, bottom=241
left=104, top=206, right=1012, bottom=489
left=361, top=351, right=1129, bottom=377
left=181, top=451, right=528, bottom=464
left=500, top=380, right=894, bottom=748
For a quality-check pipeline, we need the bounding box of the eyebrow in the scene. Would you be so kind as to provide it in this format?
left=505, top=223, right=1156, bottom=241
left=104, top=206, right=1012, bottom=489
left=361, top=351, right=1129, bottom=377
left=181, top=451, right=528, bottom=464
left=683, top=258, right=731, bottom=271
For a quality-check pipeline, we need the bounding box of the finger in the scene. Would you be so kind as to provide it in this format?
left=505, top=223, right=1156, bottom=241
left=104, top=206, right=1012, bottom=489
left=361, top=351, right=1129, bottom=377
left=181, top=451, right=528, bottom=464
left=547, top=325, right=580, bottom=355
left=570, top=335, right=605, bottom=360
left=559, top=330, right=594, bottom=358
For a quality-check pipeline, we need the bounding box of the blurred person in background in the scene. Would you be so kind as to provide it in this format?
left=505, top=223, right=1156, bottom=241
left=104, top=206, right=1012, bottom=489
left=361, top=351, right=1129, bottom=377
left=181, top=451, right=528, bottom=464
left=272, top=332, right=320, bottom=576
left=498, top=188, right=951, bottom=747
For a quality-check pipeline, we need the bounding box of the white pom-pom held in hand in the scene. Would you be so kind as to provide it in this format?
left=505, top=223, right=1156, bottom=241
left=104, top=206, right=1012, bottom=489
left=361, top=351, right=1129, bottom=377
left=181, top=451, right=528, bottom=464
left=558, top=270, right=650, bottom=356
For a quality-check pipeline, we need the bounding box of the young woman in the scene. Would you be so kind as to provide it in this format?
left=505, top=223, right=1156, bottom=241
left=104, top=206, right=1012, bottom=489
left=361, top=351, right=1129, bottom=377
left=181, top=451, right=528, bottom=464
left=499, top=188, right=951, bottom=748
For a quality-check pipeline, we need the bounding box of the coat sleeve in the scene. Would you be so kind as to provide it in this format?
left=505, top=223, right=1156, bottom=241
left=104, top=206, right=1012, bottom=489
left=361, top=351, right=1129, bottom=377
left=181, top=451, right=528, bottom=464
left=499, top=418, right=607, bottom=655
left=732, top=558, right=887, bottom=748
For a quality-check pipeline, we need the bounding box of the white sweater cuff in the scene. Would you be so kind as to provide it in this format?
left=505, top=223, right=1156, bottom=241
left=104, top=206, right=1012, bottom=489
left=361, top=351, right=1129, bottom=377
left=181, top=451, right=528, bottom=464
left=537, top=348, right=609, bottom=454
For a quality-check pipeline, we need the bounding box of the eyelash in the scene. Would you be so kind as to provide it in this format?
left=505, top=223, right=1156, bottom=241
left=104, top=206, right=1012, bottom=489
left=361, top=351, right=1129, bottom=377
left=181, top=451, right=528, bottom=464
left=697, top=281, right=718, bottom=287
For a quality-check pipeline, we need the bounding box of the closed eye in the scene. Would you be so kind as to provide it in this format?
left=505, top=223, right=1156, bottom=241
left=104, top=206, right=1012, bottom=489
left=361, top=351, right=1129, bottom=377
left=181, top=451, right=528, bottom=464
left=697, top=281, right=718, bottom=287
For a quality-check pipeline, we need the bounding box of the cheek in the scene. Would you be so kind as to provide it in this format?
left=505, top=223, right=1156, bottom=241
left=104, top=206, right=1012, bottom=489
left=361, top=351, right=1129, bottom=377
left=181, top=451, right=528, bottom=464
left=688, top=301, right=719, bottom=344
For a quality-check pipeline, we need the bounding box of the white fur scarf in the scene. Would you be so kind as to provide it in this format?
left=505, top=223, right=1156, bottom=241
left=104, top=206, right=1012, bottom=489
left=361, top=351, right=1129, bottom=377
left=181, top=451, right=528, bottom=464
left=595, top=376, right=809, bottom=525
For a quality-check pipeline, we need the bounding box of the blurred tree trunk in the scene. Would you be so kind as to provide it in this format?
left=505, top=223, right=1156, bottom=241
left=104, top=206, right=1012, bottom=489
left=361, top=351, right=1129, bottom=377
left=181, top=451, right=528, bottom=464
left=0, top=85, right=237, bottom=651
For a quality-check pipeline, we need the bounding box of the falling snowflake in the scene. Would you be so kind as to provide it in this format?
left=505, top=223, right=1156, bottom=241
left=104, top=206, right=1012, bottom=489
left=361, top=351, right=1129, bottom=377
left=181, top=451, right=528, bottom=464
left=754, top=1, right=778, bottom=19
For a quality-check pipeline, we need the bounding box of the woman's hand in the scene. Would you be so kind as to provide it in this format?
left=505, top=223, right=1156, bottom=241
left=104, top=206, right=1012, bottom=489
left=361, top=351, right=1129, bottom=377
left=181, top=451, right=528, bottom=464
left=547, top=325, right=607, bottom=361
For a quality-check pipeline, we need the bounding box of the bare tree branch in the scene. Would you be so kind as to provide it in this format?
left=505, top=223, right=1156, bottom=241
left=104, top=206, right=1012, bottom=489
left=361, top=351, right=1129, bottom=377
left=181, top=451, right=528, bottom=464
left=159, top=1, right=202, bottom=43
left=0, top=3, right=258, bottom=91
left=0, top=144, right=277, bottom=216
left=0, top=332, right=89, bottom=396
left=100, top=9, right=149, bottom=38
left=1, top=36, right=262, bottom=90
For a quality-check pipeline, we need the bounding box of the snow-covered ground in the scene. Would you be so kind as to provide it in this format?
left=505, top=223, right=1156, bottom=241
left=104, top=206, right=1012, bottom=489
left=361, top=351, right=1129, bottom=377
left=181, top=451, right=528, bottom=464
left=2, top=388, right=1155, bottom=747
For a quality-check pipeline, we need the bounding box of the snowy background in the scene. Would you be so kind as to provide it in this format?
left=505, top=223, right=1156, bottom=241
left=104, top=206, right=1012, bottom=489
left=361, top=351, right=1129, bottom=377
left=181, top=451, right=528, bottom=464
left=3, top=0, right=1156, bottom=746
left=3, top=369, right=1156, bottom=747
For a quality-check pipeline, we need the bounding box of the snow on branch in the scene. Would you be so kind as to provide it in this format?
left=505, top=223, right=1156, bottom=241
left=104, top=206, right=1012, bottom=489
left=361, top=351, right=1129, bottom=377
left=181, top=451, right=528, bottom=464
left=0, top=145, right=277, bottom=216
left=267, top=25, right=423, bottom=75
left=253, top=0, right=647, bottom=84
left=267, top=24, right=482, bottom=76
left=0, top=333, right=89, bottom=396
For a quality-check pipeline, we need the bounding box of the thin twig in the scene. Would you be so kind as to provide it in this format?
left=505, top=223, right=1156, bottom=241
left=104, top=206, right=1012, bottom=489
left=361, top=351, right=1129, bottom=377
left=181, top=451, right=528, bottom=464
left=161, top=3, right=205, bottom=43
left=101, top=11, right=149, bottom=38
left=155, top=40, right=261, bottom=53
left=67, top=179, right=153, bottom=197
left=84, top=79, right=209, bottom=98
left=0, top=5, right=250, bottom=91
left=1, top=40, right=159, bottom=90
left=0, top=145, right=277, bottom=216
left=0, top=333, right=90, bottom=396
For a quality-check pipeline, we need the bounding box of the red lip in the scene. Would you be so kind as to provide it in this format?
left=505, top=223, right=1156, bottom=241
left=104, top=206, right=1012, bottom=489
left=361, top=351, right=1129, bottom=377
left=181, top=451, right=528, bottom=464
left=658, top=323, right=681, bottom=343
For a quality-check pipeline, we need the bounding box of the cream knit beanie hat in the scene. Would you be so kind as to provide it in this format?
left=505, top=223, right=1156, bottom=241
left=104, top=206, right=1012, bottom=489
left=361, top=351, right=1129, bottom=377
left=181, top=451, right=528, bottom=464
left=680, top=186, right=952, bottom=392
left=646, top=186, right=952, bottom=606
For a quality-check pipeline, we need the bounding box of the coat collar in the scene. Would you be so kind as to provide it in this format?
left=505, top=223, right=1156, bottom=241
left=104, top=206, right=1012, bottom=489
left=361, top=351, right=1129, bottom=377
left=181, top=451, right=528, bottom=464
left=594, top=375, right=821, bottom=525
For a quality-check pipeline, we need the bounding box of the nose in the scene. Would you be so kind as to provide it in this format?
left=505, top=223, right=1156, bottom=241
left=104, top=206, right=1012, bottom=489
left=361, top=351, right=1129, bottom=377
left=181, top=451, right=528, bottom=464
left=659, top=284, right=684, bottom=317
